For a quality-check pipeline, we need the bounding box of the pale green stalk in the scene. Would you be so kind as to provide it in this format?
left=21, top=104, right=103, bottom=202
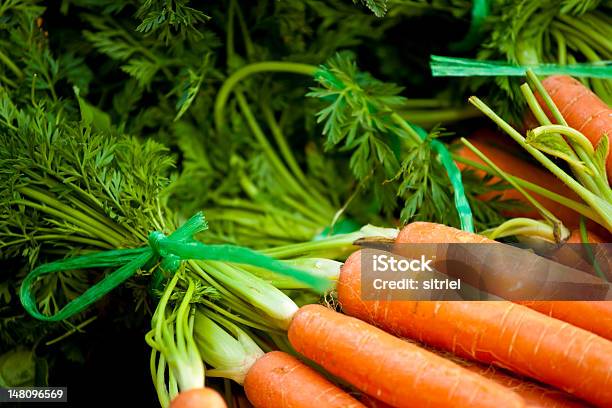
left=468, top=96, right=612, bottom=231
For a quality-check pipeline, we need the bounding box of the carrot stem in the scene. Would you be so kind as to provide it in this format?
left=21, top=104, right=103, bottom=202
left=461, top=138, right=569, bottom=240
left=529, top=126, right=611, bottom=202
left=557, top=15, right=612, bottom=57
left=399, top=106, right=481, bottom=125
left=147, top=274, right=206, bottom=406
left=529, top=125, right=594, bottom=158
left=520, top=83, right=554, bottom=126
left=582, top=13, right=612, bottom=39
left=578, top=216, right=606, bottom=281
left=18, top=187, right=126, bottom=246
left=262, top=225, right=398, bottom=259
left=0, top=49, right=23, bottom=79
left=214, top=61, right=317, bottom=132
left=481, top=218, right=558, bottom=242
left=551, top=29, right=567, bottom=65
left=194, top=309, right=264, bottom=385
left=260, top=104, right=306, bottom=186
left=526, top=70, right=567, bottom=125
left=468, top=96, right=612, bottom=231
left=554, top=21, right=611, bottom=61
left=235, top=91, right=332, bottom=225
left=260, top=102, right=336, bottom=213
left=453, top=155, right=604, bottom=223
left=189, top=261, right=280, bottom=331
left=205, top=261, right=299, bottom=329
left=524, top=75, right=609, bottom=199
left=520, top=82, right=600, bottom=191
left=526, top=72, right=612, bottom=200
left=390, top=113, right=425, bottom=144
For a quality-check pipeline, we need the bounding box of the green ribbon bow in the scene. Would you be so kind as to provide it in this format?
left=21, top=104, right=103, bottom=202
left=20, top=212, right=331, bottom=322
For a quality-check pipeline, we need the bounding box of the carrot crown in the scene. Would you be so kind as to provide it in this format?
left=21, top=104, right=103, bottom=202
left=194, top=310, right=264, bottom=385
left=146, top=274, right=206, bottom=408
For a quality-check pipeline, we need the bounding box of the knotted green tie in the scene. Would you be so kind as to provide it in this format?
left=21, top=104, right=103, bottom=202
left=20, top=212, right=331, bottom=322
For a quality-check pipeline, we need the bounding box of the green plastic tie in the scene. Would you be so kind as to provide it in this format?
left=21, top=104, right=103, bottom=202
left=449, top=0, right=489, bottom=52
left=411, top=126, right=474, bottom=233
left=314, top=218, right=362, bottom=241
left=20, top=212, right=331, bottom=322
left=430, top=56, right=612, bottom=78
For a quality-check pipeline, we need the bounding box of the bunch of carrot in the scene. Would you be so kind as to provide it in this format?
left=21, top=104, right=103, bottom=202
left=333, top=222, right=612, bottom=407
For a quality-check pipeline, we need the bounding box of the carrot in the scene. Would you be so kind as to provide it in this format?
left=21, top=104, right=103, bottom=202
left=525, top=228, right=612, bottom=341
left=520, top=301, right=612, bottom=342
left=243, top=350, right=365, bottom=408
left=169, top=388, right=227, bottom=408
left=538, top=75, right=612, bottom=181
left=455, top=135, right=582, bottom=227
left=565, top=229, right=606, bottom=244
left=552, top=228, right=610, bottom=273
left=358, top=345, right=586, bottom=408
left=462, top=364, right=589, bottom=408
left=288, top=304, right=526, bottom=408
left=336, top=222, right=612, bottom=406
left=359, top=363, right=585, bottom=408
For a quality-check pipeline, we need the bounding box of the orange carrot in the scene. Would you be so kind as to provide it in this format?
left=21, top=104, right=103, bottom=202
left=336, top=222, right=612, bottom=406
left=288, top=304, right=526, bottom=408
left=566, top=229, right=606, bottom=244
left=395, top=220, right=496, bottom=245
left=551, top=228, right=610, bottom=274
left=520, top=301, right=612, bottom=342
left=538, top=75, right=612, bottom=181
left=455, top=135, right=582, bottom=227
left=462, top=364, right=588, bottom=408
left=360, top=362, right=586, bottom=408
left=360, top=347, right=587, bottom=408
left=523, top=228, right=612, bottom=341
left=169, top=388, right=227, bottom=408
left=243, top=351, right=365, bottom=408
